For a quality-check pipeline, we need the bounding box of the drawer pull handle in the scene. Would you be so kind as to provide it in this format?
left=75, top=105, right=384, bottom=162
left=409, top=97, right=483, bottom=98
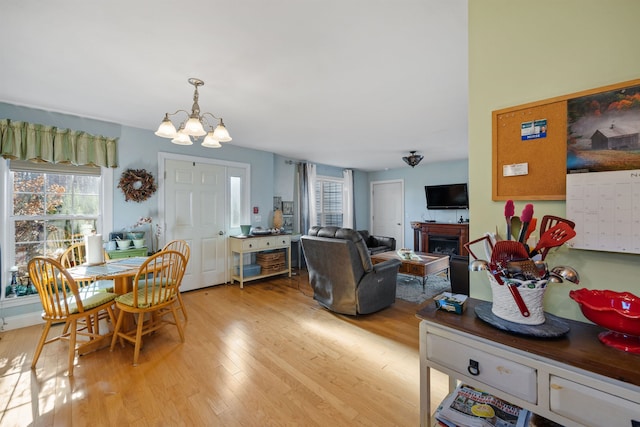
left=467, top=359, right=480, bottom=376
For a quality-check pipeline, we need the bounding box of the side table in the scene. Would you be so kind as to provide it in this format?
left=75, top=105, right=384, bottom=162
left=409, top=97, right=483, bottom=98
left=416, top=298, right=640, bottom=426
left=229, top=235, right=291, bottom=288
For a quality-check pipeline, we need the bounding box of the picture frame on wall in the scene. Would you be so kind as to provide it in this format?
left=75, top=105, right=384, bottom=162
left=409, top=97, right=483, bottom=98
left=283, top=215, right=293, bottom=233
left=567, top=82, right=640, bottom=173
left=273, top=196, right=282, bottom=211
left=282, top=201, right=294, bottom=215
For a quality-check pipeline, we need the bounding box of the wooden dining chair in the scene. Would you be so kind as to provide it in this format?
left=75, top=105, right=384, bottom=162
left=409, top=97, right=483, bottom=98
left=110, top=250, right=187, bottom=366
left=28, top=256, right=117, bottom=376
left=60, top=242, right=114, bottom=293
left=59, top=241, right=87, bottom=267
left=161, top=240, right=190, bottom=321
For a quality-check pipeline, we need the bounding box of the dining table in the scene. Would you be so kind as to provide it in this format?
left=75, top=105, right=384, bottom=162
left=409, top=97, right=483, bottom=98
left=66, top=256, right=151, bottom=354
left=66, top=256, right=150, bottom=295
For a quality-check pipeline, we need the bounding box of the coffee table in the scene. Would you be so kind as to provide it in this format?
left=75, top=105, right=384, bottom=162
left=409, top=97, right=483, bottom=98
left=370, top=251, right=450, bottom=289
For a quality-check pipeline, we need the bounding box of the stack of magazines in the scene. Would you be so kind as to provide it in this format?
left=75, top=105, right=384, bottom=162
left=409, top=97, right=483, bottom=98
left=435, top=384, right=531, bottom=427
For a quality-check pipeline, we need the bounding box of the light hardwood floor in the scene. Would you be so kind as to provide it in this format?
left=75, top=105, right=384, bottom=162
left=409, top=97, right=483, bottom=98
left=0, top=270, right=448, bottom=426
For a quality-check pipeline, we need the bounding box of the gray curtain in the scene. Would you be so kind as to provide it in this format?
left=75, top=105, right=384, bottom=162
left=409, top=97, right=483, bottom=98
left=297, top=162, right=311, bottom=235
left=0, top=119, right=118, bottom=167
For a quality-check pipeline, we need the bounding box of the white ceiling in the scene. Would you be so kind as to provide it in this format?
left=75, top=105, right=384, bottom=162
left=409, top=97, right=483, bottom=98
left=0, top=0, right=468, bottom=172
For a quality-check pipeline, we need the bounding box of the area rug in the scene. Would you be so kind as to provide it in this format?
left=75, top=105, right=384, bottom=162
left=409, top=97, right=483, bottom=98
left=395, top=274, right=451, bottom=304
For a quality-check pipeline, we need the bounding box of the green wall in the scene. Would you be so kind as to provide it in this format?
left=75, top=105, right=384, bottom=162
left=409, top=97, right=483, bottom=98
left=469, top=0, right=640, bottom=321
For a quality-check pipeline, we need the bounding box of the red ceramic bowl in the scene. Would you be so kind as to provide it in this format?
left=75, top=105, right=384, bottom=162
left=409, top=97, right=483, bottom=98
left=569, top=288, right=640, bottom=336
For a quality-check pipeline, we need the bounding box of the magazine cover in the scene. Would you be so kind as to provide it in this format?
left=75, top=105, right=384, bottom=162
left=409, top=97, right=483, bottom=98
left=435, top=384, right=530, bottom=427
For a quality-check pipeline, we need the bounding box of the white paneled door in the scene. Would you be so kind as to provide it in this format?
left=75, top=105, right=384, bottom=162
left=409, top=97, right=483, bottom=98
left=371, top=180, right=404, bottom=249
left=164, top=159, right=227, bottom=291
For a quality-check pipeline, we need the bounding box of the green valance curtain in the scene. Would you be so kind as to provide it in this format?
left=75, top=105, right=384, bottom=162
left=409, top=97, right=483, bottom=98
left=0, top=119, right=118, bottom=168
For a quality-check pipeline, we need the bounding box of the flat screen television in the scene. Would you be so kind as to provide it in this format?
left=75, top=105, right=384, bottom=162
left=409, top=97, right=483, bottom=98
left=425, top=183, right=469, bottom=210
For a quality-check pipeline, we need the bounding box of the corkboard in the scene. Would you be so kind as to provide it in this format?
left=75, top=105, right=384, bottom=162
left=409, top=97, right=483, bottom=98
left=492, top=100, right=567, bottom=200
left=492, top=78, right=640, bottom=201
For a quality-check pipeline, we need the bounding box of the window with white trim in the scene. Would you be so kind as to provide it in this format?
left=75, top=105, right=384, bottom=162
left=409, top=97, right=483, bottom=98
left=315, top=176, right=344, bottom=227
left=227, top=166, right=250, bottom=234
left=4, top=161, right=103, bottom=298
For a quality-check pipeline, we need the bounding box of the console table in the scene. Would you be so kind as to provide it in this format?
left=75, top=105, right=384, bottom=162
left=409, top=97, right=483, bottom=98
left=417, top=298, right=640, bottom=427
left=229, top=235, right=291, bottom=288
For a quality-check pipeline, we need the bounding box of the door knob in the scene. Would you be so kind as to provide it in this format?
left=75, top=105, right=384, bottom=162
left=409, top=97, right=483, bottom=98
left=218, top=230, right=225, bottom=235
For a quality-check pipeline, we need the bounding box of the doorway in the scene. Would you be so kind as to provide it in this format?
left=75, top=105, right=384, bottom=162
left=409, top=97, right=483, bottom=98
left=370, top=180, right=404, bottom=249
left=159, top=153, right=250, bottom=291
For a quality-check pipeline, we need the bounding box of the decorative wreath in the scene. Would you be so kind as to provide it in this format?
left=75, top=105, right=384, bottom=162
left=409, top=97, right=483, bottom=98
left=118, top=168, right=157, bottom=203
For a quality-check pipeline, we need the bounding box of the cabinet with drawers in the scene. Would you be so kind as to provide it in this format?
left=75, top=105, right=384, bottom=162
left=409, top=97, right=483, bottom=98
left=417, top=298, right=640, bottom=427
left=106, top=247, right=148, bottom=259
left=229, top=235, right=291, bottom=288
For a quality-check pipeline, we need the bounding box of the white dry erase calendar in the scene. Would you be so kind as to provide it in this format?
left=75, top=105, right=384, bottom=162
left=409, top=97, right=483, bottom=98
left=566, top=170, right=640, bottom=254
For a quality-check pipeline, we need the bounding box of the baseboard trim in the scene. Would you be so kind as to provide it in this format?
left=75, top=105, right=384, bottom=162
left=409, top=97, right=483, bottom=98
left=1, top=311, right=42, bottom=331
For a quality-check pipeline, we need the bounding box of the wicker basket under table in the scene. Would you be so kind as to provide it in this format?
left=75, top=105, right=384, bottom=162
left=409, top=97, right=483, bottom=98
left=256, top=250, right=286, bottom=274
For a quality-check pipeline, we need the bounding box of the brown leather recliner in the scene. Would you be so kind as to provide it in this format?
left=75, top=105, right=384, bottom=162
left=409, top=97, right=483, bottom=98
left=301, top=226, right=401, bottom=315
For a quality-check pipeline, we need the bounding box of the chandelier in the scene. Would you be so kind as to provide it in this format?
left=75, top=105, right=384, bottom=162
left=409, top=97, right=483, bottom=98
left=402, top=151, right=423, bottom=167
left=154, top=78, right=232, bottom=148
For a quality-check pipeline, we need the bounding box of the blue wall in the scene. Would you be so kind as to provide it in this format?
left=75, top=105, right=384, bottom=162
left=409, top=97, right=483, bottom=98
left=271, top=155, right=370, bottom=232
left=1, top=102, right=277, bottom=321
left=367, top=159, right=469, bottom=248
left=0, top=102, right=276, bottom=231
left=1, top=102, right=468, bottom=324
left=0, top=101, right=468, bottom=239
left=113, top=117, right=277, bottom=232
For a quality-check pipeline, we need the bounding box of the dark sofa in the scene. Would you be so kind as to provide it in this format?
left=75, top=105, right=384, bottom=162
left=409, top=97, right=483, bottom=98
left=301, top=226, right=401, bottom=315
left=357, top=230, right=396, bottom=255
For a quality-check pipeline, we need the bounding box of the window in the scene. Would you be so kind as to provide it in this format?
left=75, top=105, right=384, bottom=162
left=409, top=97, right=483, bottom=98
left=315, top=177, right=344, bottom=227
left=227, top=166, right=250, bottom=233
left=4, top=161, right=103, bottom=299
left=229, top=176, right=242, bottom=228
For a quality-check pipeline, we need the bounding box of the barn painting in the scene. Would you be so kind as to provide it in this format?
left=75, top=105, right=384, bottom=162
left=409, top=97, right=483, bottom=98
left=567, top=83, right=640, bottom=172
left=590, top=124, right=639, bottom=150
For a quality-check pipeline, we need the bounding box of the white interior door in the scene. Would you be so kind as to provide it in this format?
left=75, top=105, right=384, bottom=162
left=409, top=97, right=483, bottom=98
left=164, top=159, right=226, bottom=290
left=371, top=180, right=404, bottom=248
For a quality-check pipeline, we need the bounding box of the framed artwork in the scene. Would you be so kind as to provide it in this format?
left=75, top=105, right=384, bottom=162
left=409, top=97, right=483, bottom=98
left=273, top=196, right=282, bottom=211
left=282, top=201, right=294, bottom=215
left=283, top=215, right=293, bottom=232
left=567, top=82, right=640, bottom=173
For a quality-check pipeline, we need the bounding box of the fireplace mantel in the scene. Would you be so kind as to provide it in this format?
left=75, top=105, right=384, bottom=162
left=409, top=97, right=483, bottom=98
left=411, top=222, right=469, bottom=256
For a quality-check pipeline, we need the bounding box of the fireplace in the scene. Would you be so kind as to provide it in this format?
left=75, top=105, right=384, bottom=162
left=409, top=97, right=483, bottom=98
left=412, top=222, right=469, bottom=256
left=428, top=234, right=460, bottom=256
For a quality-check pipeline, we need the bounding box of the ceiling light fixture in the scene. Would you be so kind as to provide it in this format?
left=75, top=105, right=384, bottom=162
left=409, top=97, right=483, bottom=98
left=402, top=151, right=423, bottom=168
left=155, top=78, right=232, bottom=148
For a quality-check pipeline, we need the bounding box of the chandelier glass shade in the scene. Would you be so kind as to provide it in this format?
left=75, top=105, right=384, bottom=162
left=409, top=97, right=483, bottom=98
left=402, top=151, right=423, bottom=167
left=155, top=78, right=232, bottom=148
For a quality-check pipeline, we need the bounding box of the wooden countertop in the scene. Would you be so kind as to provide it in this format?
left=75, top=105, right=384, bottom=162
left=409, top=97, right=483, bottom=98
left=416, top=298, right=640, bottom=388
